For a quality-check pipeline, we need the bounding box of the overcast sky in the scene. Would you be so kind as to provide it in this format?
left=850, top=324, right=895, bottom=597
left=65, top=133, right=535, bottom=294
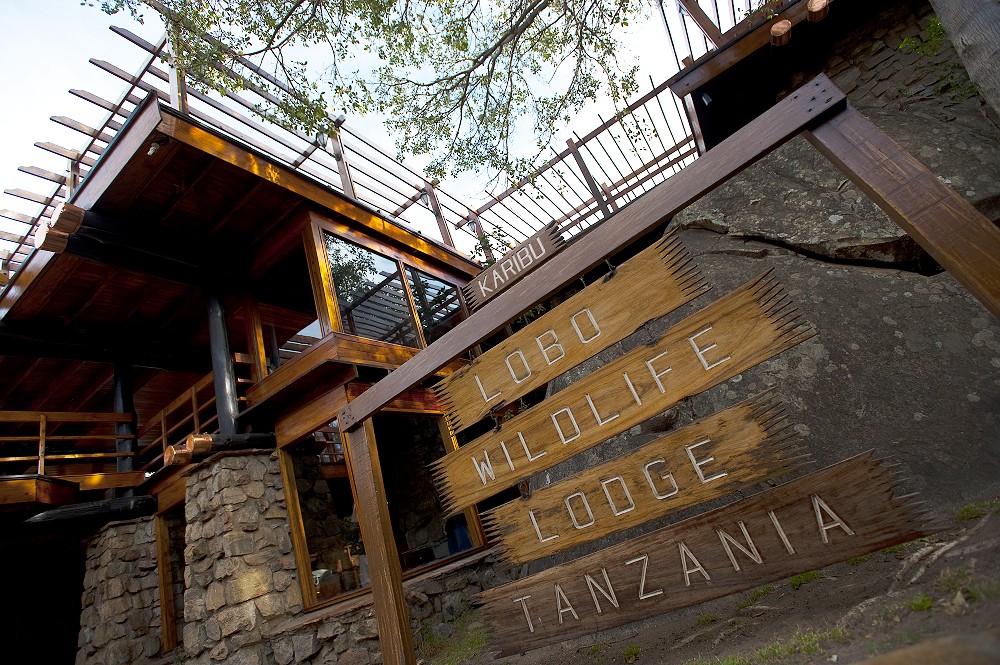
left=0, top=0, right=687, bottom=249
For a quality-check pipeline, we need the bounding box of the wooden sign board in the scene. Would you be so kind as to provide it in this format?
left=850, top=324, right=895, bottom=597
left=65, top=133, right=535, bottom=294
left=437, top=235, right=707, bottom=432
left=483, top=392, right=806, bottom=565
left=480, top=452, right=937, bottom=656
left=431, top=271, right=814, bottom=514
left=462, top=223, right=567, bottom=310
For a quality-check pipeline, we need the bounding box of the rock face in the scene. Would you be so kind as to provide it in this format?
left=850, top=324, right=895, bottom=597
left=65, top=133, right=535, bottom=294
left=76, top=518, right=162, bottom=665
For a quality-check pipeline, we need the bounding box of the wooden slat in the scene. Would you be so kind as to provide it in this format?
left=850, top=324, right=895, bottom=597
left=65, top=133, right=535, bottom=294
left=155, top=515, right=178, bottom=651
left=806, top=105, right=1000, bottom=320
left=437, top=236, right=707, bottom=432
left=483, top=393, right=806, bottom=564
left=480, top=452, right=936, bottom=655
left=337, top=75, right=846, bottom=431
left=0, top=411, right=133, bottom=423
left=431, top=273, right=814, bottom=514
left=51, top=116, right=116, bottom=144
left=59, top=471, right=145, bottom=491
left=346, top=382, right=443, bottom=414
left=18, top=166, right=67, bottom=185
left=35, top=142, right=97, bottom=167
left=678, top=0, right=724, bottom=46
left=4, top=188, right=59, bottom=206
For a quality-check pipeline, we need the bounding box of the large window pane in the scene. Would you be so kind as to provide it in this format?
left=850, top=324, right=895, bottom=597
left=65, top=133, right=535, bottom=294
left=323, top=233, right=420, bottom=347
left=405, top=267, right=464, bottom=345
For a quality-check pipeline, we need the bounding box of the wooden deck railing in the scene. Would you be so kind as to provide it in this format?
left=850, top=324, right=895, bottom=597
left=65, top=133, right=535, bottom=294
left=0, top=411, right=134, bottom=476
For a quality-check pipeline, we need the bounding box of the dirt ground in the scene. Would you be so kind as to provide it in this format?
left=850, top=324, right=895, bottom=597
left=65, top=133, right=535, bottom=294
left=420, top=498, right=1000, bottom=665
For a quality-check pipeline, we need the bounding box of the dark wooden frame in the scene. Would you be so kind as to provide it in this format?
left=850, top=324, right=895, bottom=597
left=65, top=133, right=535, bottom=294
left=331, top=75, right=1000, bottom=664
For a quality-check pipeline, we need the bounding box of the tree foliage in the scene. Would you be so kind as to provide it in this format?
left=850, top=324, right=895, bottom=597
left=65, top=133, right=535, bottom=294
left=96, top=0, right=645, bottom=180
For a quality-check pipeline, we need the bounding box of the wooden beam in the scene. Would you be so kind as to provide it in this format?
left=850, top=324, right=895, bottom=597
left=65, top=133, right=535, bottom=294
left=155, top=515, right=178, bottom=652
left=337, top=75, right=847, bottom=431
left=806, top=105, right=1000, bottom=320
left=304, top=223, right=343, bottom=336
left=677, top=0, right=724, bottom=46
left=344, top=420, right=415, bottom=665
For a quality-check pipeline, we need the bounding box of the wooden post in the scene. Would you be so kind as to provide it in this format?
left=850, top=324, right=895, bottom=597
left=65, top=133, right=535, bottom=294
left=166, top=25, right=189, bottom=114
left=806, top=105, right=1000, bottom=320
left=677, top=0, right=724, bottom=47
left=155, top=515, right=178, bottom=651
left=807, top=0, right=830, bottom=22
left=329, top=130, right=357, bottom=200
left=567, top=138, right=613, bottom=219
left=113, top=361, right=138, bottom=496
left=342, top=420, right=415, bottom=665
left=770, top=19, right=793, bottom=46
left=208, top=294, right=238, bottom=438
left=424, top=182, right=455, bottom=248
left=38, top=414, right=46, bottom=475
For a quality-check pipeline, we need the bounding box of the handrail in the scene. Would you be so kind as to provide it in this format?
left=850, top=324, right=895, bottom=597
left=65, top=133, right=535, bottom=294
left=0, top=411, right=133, bottom=476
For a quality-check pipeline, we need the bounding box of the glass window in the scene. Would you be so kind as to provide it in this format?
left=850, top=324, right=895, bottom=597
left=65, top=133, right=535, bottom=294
left=323, top=233, right=420, bottom=347
left=405, top=266, right=464, bottom=346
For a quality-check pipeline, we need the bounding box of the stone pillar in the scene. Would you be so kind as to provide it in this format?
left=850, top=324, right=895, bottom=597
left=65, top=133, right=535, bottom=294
left=76, top=517, right=161, bottom=665
left=182, top=452, right=300, bottom=664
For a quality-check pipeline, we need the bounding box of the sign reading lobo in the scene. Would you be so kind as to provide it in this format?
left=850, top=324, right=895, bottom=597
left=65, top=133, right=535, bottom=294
left=438, top=235, right=707, bottom=432
left=480, top=453, right=934, bottom=655
left=462, top=222, right=566, bottom=310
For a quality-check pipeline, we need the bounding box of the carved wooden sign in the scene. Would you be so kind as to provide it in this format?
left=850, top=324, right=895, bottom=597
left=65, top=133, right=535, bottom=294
left=437, top=235, right=707, bottom=432
left=462, top=223, right=567, bottom=310
left=482, top=392, right=806, bottom=565
left=431, top=272, right=814, bottom=514
left=480, top=453, right=936, bottom=656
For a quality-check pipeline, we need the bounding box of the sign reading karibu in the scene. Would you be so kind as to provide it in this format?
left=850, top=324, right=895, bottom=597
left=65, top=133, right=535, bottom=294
left=437, top=235, right=707, bottom=432
left=480, top=453, right=935, bottom=656
left=462, top=222, right=567, bottom=310
left=432, top=271, right=814, bottom=515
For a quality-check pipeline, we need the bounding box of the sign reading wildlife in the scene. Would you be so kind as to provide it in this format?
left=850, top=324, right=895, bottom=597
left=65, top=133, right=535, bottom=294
left=437, top=235, right=707, bottom=432
left=480, top=453, right=935, bottom=655
left=482, top=392, right=806, bottom=565
left=432, top=271, right=814, bottom=514
left=462, top=222, right=567, bottom=310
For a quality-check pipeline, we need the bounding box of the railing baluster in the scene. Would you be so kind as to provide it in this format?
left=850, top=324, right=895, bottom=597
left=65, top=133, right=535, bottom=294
left=38, top=414, right=47, bottom=475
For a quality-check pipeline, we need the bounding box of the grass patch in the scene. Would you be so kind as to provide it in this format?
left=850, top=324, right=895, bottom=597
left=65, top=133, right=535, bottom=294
left=789, top=570, right=821, bottom=590
left=697, top=612, right=719, bottom=625
left=737, top=585, right=775, bottom=609
left=882, top=543, right=907, bottom=555
left=418, top=613, right=489, bottom=665
left=847, top=553, right=873, bottom=566
left=680, top=627, right=847, bottom=665
left=905, top=594, right=933, bottom=612
left=954, top=498, right=1000, bottom=522
left=622, top=644, right=641, bottom=662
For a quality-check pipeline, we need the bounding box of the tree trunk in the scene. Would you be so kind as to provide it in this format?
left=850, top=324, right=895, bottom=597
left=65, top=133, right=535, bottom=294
left=929, top=0, right=1000, bottom=116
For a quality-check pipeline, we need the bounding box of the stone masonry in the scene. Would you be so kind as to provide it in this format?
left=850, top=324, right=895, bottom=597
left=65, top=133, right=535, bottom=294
left=76, top=517, right=162, bottom=665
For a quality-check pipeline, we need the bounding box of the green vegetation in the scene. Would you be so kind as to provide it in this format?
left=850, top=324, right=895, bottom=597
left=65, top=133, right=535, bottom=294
left=697, top=612, right=719, bottom=625
left=882, top=543, right=907, bottom=555
left=418, top=613, right=489, bottom=665
left=905, top=594, right=934, bottom=612
left=737, top=585, right=775, bottom=609
left=789, top=570, right=821, bottom=590
left=899, top=16, right=945, bottom=57
left=954, top=498, right=1000, bottom=522
left=680, top=628, right=847, bottom=665
left=847, top=553, right=874, bottom=566
left=622, top=644, right=642, bottom=663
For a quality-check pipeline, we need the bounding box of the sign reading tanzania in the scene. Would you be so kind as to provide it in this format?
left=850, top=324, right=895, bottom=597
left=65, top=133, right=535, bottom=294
left=480, top=453, right=934, bottom=656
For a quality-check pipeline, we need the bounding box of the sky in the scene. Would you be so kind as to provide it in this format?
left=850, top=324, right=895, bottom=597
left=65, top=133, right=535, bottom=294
left=0, top=0, right=701, bottom=254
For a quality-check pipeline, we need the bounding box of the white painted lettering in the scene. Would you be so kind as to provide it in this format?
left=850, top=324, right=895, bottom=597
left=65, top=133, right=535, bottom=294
left=623, top=371, right=643, bottom=406
left=516, top=246, right=533, bottom=269
left=535, top=329, right=565, bottom=365
left=585, top=393, right=620, bottom=426
left=565, top=492, right=595, bottom=529
left=768, top=510, right=796, bottom=554
left=551, top=407, right=581, bottom=444
left=601, top=476, right=636, bottom=516
left=645, top=351, right=672, bottom=393
left=686, top=439, right=728, bottom=483
left=643, top=460, right=679, bottom=499
left=625, top=554, right=663, bottom=600
left=474, top=374, right=501, bottom=404
left=500, top=257, right=517, bottom=281
left=476, top=278, right=492, bottom=298
left=812, top=495, right=855, bottom=543
left=585, top=568, right=620, bottom=614
left=555, top=584, right=579, bottom=623
left=499, top=440, right=515, bottom=471
left=517, top=431, right=547, bottom=462
left=505, top=349, right=532, bottom=384
left=472, top=451, right=495, bottom=485
left=570, top=308, right=602, bottom=343
left=513, top=595, right=535, bottom=633
left=717, top=521, right=763, bottom=571
left=528, top=236, right=546, bottom=260
left=679, top=542, right=711, bottom=586
left=688, top=325, right=732, bottom=371
left=529, top=509, right=559, bottom=543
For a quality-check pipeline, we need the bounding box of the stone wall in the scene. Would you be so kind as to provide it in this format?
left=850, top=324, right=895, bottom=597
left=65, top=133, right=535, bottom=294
left=77, top=517, right=162, bottom=665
